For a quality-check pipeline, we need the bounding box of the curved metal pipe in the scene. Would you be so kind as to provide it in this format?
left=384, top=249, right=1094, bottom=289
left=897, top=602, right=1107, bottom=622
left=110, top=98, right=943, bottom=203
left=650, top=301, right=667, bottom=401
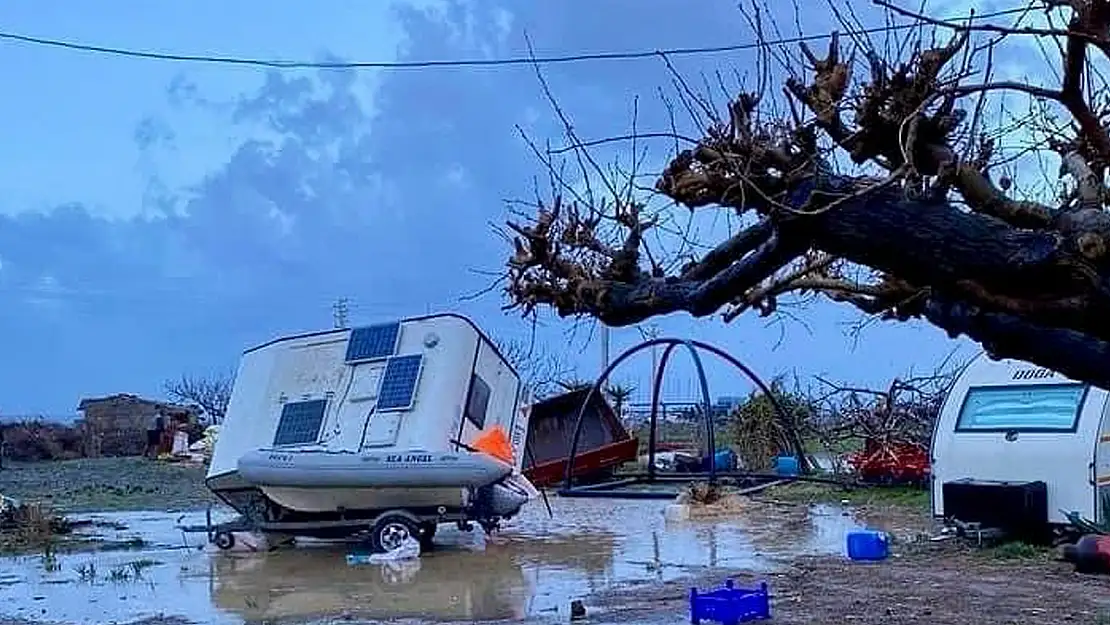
left=646, top=342, right=680, bottom=482
left=563, top=337, right=808, bottom=495
left=684, top=339, right=811, bottom=474
left=645, top=340, right=715, bottom=482
left=561, top=336, right=806, bottom=492
left=562, top=337, right=686, bottom=489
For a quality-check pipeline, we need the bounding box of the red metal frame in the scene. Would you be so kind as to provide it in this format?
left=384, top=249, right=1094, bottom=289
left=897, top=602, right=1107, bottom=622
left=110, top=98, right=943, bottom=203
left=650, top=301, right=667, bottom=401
left=525, top=437, right=639, bottom=488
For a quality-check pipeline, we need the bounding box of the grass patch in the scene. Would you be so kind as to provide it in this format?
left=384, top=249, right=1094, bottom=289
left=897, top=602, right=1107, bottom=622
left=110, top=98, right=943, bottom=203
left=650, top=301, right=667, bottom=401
left=980, top=540, right=1053, bottom=561
left=76, top=558, right=161, bottom=584
left=1, top=457, right=216, bottom=513
left=764, top=481, right=930, bottom=510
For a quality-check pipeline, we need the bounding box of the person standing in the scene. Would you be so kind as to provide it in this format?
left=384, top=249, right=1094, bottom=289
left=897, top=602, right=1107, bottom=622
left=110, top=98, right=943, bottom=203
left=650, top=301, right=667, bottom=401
left=145, top=413, right=163, bottom=459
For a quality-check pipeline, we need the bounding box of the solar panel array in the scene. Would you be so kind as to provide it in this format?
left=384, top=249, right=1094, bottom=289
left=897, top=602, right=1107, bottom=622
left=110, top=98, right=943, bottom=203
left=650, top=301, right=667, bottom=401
left=273, top=399, right=328, bottom=446
left=345, top=322, right=401, bottom=363
left=377, top=354, right=424, bottom=411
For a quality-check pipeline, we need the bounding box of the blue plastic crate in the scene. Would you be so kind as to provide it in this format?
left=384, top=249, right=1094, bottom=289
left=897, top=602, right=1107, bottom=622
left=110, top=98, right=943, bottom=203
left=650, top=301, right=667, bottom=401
left=846, top=529, right=890, bottom=561
left=689, top=579, right=770, bottom=624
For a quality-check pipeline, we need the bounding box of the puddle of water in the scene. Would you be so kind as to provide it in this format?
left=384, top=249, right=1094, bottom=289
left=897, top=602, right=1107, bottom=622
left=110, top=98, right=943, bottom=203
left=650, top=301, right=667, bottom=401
left=0, top=496, right=866, bottom=624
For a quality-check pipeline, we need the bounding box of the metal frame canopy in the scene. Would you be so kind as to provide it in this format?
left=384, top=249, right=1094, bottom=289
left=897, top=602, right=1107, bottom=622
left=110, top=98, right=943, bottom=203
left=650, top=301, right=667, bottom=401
left=557, top=337, right=811, bottom=500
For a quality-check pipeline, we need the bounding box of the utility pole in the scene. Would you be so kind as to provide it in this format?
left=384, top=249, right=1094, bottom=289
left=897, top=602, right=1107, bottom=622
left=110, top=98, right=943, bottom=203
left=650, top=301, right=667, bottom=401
left=637, top=323, right=661, bottom=397
left=600, top=324, right=610, bottom=371
left=332, top=298, right=350, bottom=329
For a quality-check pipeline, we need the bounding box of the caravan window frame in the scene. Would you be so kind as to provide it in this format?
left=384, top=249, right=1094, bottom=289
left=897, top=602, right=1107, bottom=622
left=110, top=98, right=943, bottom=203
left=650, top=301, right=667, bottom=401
left=465, top=374, right=491, bottom=430
left=954, top=382, right=1089, bottom=434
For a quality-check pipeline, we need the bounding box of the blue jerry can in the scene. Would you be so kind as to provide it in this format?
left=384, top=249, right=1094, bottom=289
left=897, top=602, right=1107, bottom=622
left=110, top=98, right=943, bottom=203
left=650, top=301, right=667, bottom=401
left=846, top=530, right=890, bottom=561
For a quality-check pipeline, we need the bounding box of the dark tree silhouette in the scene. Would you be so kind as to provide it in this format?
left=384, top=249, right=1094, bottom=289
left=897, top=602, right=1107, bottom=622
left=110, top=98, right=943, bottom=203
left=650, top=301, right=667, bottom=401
left=164, top=373, right=233, bottom=424
left=504, top=1, right=1110, bottom=389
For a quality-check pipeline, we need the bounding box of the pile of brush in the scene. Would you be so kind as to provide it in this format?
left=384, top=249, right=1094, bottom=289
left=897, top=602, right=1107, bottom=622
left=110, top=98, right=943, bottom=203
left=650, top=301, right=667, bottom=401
left=0, top=496, right=71, bottom=547
left=727, top=380, right=812, bottom=472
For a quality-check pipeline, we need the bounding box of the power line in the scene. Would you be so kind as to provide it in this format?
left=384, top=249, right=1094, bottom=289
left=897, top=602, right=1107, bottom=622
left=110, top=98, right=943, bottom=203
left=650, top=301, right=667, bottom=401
left=0, top=6, right=1037, bottom=70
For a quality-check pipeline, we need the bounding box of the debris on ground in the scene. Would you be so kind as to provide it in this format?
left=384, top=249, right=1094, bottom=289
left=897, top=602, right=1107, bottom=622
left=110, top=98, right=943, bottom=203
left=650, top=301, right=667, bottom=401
left=1061, top=534, right=1110, bottom=575
left=346, top=536, right=422, bottom=565
left=570, top=599, right=587, bottom=620
left=0, top=495, right=75, bottom=552
left=678, top=482, right=725, bottom=505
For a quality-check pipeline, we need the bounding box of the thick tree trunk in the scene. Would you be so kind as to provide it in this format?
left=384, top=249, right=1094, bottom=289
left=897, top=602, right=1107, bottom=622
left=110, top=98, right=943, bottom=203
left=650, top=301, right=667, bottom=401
left=597, top=175, right=1110, bottom=390
left=791, top=177, right=1110, bottom=390
left=921, top=297, right=1110, bottom=391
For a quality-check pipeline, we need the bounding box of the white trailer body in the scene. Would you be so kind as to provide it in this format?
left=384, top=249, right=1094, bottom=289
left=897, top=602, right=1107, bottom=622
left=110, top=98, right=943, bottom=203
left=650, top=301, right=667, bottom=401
left=931, top=353, right=1110, bottom=529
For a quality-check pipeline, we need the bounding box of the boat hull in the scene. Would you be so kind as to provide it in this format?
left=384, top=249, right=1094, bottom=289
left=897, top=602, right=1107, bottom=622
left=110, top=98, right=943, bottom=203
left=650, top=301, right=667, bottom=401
left=238, top=448, right=513, bottom=489
left=262, top=485, right=470, bottom=514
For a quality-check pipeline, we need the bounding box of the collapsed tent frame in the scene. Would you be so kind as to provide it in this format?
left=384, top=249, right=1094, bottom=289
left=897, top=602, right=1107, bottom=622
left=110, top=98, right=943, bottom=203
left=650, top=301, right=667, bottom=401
left=557, top=337, right=813, bottom=499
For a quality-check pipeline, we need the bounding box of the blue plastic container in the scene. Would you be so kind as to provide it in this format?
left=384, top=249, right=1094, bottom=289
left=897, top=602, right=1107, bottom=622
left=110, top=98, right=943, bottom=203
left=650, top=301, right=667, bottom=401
left=846, top=530, right=890, bottom=561
left=713, top=449, right=737, bottom=472
left=689, top=579, right=770, bottom=624
left=772, top=455, right=799, bottom=476
left=346, top=553, right=375, bottom=566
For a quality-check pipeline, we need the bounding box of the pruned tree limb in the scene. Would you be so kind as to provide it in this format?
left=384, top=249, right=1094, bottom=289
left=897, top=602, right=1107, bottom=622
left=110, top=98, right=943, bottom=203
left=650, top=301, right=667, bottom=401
left=503, top=0, right=1110, bottom=391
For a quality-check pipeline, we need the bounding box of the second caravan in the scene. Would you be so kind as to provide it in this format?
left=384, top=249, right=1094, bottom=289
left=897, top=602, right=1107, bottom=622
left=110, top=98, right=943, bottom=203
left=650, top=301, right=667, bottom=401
left=931, top=353, right=1110, bottom=535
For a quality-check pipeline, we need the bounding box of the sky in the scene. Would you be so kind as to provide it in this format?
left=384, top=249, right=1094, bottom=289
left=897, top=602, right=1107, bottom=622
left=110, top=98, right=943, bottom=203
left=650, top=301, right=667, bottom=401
left=0, top=0, right=1041, bottom=417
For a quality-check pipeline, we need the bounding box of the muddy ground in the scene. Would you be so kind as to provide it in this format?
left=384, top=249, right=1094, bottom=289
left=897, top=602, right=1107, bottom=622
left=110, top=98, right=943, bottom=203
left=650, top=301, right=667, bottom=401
left=586, top=547, right=1109, bottom=625
left=0, top=458, right=1106, bottom=625
left=571, top=482, right=1109, bottom=625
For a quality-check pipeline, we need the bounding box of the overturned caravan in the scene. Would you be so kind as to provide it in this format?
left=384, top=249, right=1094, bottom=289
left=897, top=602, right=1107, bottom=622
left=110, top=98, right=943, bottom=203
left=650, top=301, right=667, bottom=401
left=204, top=313, right=538, bottom=552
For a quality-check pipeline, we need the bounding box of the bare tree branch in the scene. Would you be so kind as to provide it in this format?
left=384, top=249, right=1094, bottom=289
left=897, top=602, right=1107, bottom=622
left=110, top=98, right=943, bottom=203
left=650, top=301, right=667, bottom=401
left=163, top=372, right=233, bottom=425
left=501, top=0, right=1110, bottom=390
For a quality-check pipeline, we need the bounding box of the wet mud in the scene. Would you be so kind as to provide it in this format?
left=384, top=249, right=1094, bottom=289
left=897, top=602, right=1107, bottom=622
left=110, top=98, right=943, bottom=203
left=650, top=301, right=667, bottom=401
left=579, top=548, right=1110, bottom=625
left=0, top=495, right=866, bottom=624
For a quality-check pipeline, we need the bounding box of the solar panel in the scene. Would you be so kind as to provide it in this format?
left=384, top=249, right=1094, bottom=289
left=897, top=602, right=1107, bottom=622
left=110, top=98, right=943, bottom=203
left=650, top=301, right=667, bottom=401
left=377, top=354, right=423, bottom=411
left=273, top=399, right=328, bottom=446
left=345, top=322, right=401, bottom=363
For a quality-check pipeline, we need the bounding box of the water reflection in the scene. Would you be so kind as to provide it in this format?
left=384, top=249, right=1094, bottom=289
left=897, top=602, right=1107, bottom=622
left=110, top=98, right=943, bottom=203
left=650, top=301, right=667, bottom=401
left=0, top=496, right=866, bottom=624
left=211, top=543, right=531, bottom=622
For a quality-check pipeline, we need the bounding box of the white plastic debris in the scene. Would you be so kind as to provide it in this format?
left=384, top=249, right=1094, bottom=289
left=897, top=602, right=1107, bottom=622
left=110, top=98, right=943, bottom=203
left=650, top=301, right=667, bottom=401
left=172, top=431, right=190, bottom=456
left=367, top=536, right=421, bottom=562
left=0, top=494, right=21, bottom=514
left=664, top=503, right=691, bottom=522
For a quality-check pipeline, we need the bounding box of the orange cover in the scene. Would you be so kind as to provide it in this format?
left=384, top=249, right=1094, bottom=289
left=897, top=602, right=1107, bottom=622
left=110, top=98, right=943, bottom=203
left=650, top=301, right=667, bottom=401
left=472, top=425, right=514, bottom=465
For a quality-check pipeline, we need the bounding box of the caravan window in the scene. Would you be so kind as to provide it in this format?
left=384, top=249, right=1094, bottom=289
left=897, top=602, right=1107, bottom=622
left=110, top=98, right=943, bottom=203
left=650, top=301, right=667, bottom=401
left=465, top=374, right=491, bottom=429
left=955, top=383, right=1087, bottom=433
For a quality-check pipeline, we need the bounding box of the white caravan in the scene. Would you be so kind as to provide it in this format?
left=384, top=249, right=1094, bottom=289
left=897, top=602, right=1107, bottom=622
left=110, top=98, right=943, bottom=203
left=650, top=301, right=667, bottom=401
left=931, top=353, right=1110, bottom=533
left=205, top=313, right=536, bottom=552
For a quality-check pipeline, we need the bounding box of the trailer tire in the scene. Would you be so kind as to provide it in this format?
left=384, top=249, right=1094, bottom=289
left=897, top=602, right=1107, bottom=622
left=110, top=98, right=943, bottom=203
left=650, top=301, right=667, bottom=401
left=213, top=531, right=235, bottom=551
left=369, top=513, right=420, bottom=554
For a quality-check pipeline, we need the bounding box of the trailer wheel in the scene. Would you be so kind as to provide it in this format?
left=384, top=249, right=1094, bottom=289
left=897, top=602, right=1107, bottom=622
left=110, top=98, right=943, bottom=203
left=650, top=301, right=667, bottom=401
left=213, top=531, right=235, bottom=551
left=369, top=514, right=420, bottom=554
